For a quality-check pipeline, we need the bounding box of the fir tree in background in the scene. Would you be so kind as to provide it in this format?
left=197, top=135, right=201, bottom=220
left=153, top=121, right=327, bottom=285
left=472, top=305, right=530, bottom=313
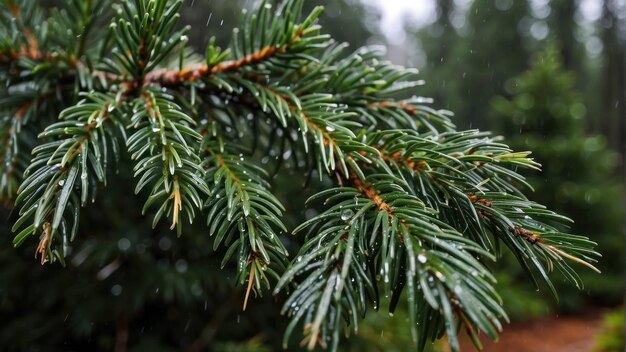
left=417, top=0, right=530, bottom=131
left=0, top=1, right=601, bottom=351
left=491, top=45, right=623, bottom=310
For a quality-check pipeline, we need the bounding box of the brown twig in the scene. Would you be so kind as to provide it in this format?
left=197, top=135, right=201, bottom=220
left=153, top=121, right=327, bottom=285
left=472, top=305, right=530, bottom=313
left=141, top=27, right=304, bottom=87
left=349, top=173, right=392, bottom=213
left=1, top=21, right=306, bottom=90
left=511, top=226, right=544, bottom=244
left=369, top=101, right=418, bottom=116
left=146, top=44, right=283, bottom=86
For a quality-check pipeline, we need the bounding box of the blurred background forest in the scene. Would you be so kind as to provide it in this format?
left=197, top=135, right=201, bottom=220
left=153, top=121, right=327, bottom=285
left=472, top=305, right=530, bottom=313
left=1, top=0, right=624, bottom=351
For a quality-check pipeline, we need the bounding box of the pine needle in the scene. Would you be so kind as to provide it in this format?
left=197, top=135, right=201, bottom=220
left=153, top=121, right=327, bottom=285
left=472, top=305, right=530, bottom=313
left=243, top=264, right=255, bottom=311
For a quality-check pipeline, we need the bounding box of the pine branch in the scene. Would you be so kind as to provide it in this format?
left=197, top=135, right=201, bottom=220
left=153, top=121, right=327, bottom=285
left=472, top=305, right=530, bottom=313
left=0, top=1, right=602, bottom=351
left=0, top=1, right=48, bottom=62
left=360, top=130, right=598, bottom=294
left=203, top=138, right=288, bottom=310
left=0, top=96, right=37, bottom=198
left=12, top=91, right=125, bottom=264
left=127, top=88, right=209, bottom=234
left=277, top=172, right=506, bottom=350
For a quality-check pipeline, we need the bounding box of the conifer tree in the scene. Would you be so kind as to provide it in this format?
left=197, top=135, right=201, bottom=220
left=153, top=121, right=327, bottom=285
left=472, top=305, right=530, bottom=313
left=417, top=0, right=530, bottom=131
left=0, top=1, right=600, bottom=351
left=492, top=45, right=623, bottom=309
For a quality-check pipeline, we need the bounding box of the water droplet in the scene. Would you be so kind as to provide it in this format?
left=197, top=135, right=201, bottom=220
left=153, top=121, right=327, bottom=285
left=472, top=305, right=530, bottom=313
left=340, top=209, right=354, bottom=221
left=435, top=271, right=446, bottom=282
left=117, top=238, right=131, bottom=251
left=158, top=237, right=172, bottom=251
left=383, top=262, right=390, bottom=283
left=175, top=259, right=188, bottom=273
left=111, top=284, right=123, bottom=296
left=417, top=253, right=427, bottom=264
left=325, top=125, right=335, bottom=132
left=58, top=179, right=65, bottom=186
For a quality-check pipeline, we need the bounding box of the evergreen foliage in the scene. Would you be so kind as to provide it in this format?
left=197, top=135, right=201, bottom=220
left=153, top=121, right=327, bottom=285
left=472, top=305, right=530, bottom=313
left=0, top=1, right=601, bottom=350
left=417, top=0, right=530, bottom=130
left=492, top=46, right=623, bottom=309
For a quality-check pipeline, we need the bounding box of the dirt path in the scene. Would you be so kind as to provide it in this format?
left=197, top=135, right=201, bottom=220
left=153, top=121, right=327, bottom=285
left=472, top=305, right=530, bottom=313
left=458, top=313, right=604, bottom=352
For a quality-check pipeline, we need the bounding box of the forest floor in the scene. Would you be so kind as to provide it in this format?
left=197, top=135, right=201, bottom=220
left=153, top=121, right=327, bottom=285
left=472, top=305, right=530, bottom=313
left=458, top=311, right=604, bottom=352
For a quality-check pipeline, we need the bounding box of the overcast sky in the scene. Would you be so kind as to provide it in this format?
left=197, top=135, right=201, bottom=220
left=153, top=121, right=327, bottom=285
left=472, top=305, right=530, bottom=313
left=366, top=0, right=435, bottom=43
left=368, top=0, right=604, bottom=44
